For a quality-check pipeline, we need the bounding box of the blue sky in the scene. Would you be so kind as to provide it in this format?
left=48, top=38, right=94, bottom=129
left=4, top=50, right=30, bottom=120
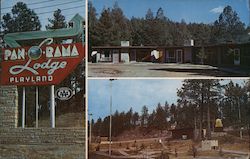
left=1, top=0, right=85, bottom=30
left=90, top=0, right=249, bottom=25
left=88, top=79, right=247, bottom=121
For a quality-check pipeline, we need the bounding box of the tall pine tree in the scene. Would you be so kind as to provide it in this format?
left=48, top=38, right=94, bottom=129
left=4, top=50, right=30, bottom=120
left=46, top=9, right=67, bottom=30
left=2, top=2, right=41, bottom=33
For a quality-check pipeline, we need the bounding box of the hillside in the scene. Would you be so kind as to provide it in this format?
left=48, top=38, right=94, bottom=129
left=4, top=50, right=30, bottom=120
left=114, top=127, right=171, bottom=141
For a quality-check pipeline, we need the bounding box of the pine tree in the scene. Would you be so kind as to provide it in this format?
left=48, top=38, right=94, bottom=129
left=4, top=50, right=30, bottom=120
left=212, top=5, right=245, bottom=42
left=132, top=112, right=139, bottom=127
left=155, top=104, right=167, bottom=131
left=2, top=2, right=41, bottom=33
left=141, top=105, right=149, bottom=127
left=110, top=2, right=131, bottom=45
left=223, top=81, right=248, bottom=127
left=95, top=8, right=113, bottom=45
left=177, top=79, right=221, bottom=140
left=46, top=9, right=67, bottom=30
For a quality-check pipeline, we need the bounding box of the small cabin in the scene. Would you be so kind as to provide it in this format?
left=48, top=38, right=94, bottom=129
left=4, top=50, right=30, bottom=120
left=169, top=128, right=194, bottom=139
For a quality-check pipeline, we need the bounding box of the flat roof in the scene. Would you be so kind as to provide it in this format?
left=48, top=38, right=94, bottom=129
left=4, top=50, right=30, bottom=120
left=92, top=45, right=194, bottom=49
left=92, top=41, right=250, bottom=50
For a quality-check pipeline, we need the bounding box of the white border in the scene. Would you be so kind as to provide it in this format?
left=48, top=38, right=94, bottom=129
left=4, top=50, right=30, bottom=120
left=85, top=1, right=250, bottom=158
left=85, top=0, right=88, bottom=158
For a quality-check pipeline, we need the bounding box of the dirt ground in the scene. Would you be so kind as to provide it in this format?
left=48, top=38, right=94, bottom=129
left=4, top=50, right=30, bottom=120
left=89, top=137, right=250, bottom=159
left=88, top=63, right=243, bottom=77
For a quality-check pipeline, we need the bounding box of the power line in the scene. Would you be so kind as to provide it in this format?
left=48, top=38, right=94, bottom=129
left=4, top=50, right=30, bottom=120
left=2, top=0, right=57, bottom=10
left=2, top=1, right=84, bottom=15
left=30, top=0, right=83, bottom=10
left=36, top=5, right=85, bottom=15
left=0, top=5, right=85, bottom=22
left=39, top=13, right=84, bottom=21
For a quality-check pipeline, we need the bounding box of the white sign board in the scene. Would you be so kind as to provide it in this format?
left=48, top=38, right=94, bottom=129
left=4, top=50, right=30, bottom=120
left=121, top=41, right=129, bottom=47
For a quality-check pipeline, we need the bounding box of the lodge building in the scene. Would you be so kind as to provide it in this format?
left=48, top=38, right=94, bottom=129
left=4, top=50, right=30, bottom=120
left=91, top=40, right=250, bottom=67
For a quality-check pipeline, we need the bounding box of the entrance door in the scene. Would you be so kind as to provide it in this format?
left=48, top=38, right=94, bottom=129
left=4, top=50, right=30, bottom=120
left=176, top=49, right=183, bottom=63
left=112, top=50, right=119, bottom=63
left=234, top=49, right=240, bottom=65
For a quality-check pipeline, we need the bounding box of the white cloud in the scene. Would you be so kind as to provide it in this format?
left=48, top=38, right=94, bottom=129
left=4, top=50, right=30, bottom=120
left=210, top=6, right=224, bottom=14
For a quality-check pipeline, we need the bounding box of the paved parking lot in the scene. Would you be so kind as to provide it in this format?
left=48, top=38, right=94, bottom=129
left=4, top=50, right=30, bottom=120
left=88, top=63, right=244, bottom=77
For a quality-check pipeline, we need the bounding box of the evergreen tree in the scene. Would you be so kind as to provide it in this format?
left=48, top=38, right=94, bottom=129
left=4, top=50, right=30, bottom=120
left=130, top=17, right=146, bottom=45
left=110, top=2, right=131, bottom=45
left=95, top=8, right=113, bottom=45
left=177, top=79, right=221, bottom=140
left=155, top=104, right=167, bottom=131
left=169, top=103, right=177, bottom=125
left=212, top=5, right=245, bottom=42
left=46, top=9, right=67, bottom=30
left=88, top=1, right=99, bottom=57
left=2, top=2, right=41, bottom=33
left=148, top=110, right=156, bottom=129
left=125, top=108, right=133, bottom=129
left=93, top=118, right=102, bottom=136
left=223, top=81, right=248, bottom=127
left=132, top=112, right=139, bottom=127
left=145, top=9, right=154, bottom=20
left=154, top=8, right=172, bottom=45
left=141, top=105, right=149, bottom=127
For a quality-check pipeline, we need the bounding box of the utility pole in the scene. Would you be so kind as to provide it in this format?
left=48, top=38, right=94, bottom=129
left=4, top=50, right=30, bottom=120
left=89, top=113, right=93, bottom=144
left=109, top=79, right=116, bottom=156
left=238, top=98, right=243, bottom=139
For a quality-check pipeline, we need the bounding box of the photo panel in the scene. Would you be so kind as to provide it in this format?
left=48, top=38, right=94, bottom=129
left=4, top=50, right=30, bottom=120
left=0, top=0, right=86, bottom=158
left=88, top=78, right=250, bottom=158
left=88, top=0, right=250, bottom=77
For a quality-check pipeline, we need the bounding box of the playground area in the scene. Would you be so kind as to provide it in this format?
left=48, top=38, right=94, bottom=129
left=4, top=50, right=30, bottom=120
left=89, top=133, right=250, bottom=159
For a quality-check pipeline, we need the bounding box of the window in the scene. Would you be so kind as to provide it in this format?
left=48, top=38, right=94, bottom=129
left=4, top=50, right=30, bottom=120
left=169, top=51, right=175, bottom=58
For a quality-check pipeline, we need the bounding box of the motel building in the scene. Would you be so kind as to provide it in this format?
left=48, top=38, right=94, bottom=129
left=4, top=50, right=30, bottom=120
left=91, top=38, right=250, bottom=67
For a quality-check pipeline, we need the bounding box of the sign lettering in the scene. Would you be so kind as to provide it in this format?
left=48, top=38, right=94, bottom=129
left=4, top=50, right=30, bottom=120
left=1, top=41, right=85, bottom=86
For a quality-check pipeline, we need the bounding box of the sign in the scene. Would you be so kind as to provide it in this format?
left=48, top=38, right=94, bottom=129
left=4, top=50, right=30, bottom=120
left=1, top=40, right=85, bottom=86
left=121, top=41, right=129, bottom=47
left=55, top=87, right=73, bottom=100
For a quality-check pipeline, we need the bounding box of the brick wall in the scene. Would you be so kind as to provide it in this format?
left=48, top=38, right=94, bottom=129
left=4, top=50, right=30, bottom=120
left=0, top=86, right=85, bottom=148
left=0, top=128, right=85, bottom=145
left=0, top=86, right=18, bottom=128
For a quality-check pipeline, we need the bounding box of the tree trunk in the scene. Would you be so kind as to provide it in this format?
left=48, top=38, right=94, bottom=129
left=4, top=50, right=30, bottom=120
left=200, top=92, right=204, bottom=140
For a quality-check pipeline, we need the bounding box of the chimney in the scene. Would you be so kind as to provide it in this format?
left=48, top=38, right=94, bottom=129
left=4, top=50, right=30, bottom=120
left=184, top=39, right=194, bottom=46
